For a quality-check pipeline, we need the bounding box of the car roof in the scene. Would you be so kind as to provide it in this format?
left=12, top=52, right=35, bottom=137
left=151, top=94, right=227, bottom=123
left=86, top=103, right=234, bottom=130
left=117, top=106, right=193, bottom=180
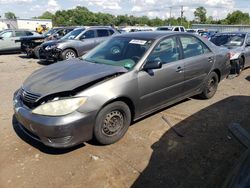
left=216, top=31, right=248, bottom=35
left=115, top=31, right=184, bottom=40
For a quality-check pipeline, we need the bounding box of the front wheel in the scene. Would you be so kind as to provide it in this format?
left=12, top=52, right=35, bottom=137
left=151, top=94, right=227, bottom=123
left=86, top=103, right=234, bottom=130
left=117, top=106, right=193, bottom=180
left=236, top=57, right=244, bottom=75
left=62, top=49, right=77, bottom=60
left=199, top=72, right=219, bottom=99
left=94, top=102, right=131, bottom=145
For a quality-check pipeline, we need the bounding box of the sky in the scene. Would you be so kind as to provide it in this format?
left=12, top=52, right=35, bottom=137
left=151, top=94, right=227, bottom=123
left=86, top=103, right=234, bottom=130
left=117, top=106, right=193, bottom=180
left=0, top=0, right=249, bottom=20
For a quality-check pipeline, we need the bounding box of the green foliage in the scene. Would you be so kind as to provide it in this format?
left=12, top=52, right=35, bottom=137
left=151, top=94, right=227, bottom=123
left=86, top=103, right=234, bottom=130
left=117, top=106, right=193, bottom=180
left=36, top=6, right=250, bottom=28
left=37, top=11, right=54, bottom=19
left=194, top=7, right=207, bottom=23
left=4, top=12, right=17, bottom=19
left=223, top=10, right=250, bottom=25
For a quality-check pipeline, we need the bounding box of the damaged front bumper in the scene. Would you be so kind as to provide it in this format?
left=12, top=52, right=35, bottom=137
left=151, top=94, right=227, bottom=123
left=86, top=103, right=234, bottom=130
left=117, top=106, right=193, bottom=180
left=13, top=93, right=96, bottom=148
left=38, top=47, right=62, bottom=62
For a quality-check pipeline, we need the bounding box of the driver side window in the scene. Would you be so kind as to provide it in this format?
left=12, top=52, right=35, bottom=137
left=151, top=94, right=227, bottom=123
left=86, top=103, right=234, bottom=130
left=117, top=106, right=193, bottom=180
left=147, top=37, right=180, bottom=64
left=81, top=30, right=95, bottom=39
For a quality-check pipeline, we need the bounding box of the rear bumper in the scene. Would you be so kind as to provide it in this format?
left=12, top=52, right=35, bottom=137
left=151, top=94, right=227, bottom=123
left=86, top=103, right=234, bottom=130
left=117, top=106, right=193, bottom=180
left=13, top=95, right=96, bottom=148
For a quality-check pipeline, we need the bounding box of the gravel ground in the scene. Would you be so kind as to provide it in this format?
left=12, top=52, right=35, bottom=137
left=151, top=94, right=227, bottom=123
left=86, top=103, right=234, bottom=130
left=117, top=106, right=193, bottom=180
left=0, top=54, right=250, bottom=188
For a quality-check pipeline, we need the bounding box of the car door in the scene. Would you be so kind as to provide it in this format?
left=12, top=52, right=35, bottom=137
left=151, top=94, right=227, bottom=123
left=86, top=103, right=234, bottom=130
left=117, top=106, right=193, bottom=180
left=0, top=31, right=15, bottom=51
left=179, top=35, right=214, bottom=95
left=137, top=36, right=184, bottom=114
left=78, top=29, right=96, bottom=55
left=244, top=34, right=250, bottom=67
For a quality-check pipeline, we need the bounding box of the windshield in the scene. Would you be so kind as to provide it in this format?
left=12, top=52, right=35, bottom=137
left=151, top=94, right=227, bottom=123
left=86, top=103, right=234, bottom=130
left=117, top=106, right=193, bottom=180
left=157, top=27, right=172, bottom=31
left=43, top=28, right=59, bottom=37
left=210, top=34, right=246, bottom=47
left=82, top=37, right=154, bottom=70
left=61, top=28, right=85, bottom=40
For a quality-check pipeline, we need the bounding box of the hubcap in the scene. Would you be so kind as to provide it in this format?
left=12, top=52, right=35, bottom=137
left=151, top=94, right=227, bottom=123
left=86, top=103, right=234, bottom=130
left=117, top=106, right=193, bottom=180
left=208, top=77, right=216, bottom=93
left=65, top=51, right=76, bottom=59
left=102, top=110, right=124, bottom=136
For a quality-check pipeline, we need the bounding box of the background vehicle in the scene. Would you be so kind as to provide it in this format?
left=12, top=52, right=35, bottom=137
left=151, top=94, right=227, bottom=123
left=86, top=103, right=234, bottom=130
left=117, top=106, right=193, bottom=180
left=156, top=26, right=186, bottom=32
left=38, top=26, right=119, bottom=62
left=186, top=28, right=205, bottom=35
left=0, top=29, right=39, bottom=53
left=14, top=32, right=230, bottom=148
left=17, top=27, right=77, bottom=57
left=210, top=32, right=250, bottom=74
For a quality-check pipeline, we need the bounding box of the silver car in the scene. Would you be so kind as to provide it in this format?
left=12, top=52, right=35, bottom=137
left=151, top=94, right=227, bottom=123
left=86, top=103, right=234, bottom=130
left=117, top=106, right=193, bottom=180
left=38, top=26, right=119, bottom=62
left=210, top=32, right=250, bottom=74
left=14, top=32, right=230, bottom=148
left=0, top=29, right=39, bottom=53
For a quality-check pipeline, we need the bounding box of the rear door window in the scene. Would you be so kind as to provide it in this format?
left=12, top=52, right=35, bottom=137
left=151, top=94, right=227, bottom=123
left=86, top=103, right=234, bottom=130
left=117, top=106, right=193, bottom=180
left=180, top=36, right=211, bottom=58
left=97, top=29, right=109, bottom=37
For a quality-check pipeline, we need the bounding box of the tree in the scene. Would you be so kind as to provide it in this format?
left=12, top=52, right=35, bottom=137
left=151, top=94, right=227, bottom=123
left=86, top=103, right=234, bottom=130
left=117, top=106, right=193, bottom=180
left=224, top=10, right=250, bottom=25
left=4, top=12, right=17, bottom=19
left=38, top=11, right=54, bottom=19
left=194, top=7, right=207, bottom=23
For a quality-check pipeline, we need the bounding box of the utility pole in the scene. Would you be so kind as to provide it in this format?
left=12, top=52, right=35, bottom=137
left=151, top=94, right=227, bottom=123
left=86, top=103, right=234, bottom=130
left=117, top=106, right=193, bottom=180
left=169, top=6, right=172, bottom=26
left=181, top=5, right=184, bottom=25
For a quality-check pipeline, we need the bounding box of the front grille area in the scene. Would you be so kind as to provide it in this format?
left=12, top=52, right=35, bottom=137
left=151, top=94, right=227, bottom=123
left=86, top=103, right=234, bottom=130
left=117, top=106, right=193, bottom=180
left=20, top=88, right=41, bottom=108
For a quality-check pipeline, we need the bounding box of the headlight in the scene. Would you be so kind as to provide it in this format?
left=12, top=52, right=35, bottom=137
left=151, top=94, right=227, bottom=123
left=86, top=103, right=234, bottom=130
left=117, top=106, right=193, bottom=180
left=32, top=97, right=87, bottom=116
left=45, top=45, right=56, bottom=51
left=229, top=52, right=241, bottom=60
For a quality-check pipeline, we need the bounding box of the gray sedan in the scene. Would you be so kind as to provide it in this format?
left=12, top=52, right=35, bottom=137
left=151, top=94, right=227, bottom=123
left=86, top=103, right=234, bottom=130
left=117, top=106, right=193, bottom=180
left=13, top=32, right=230, bottom=148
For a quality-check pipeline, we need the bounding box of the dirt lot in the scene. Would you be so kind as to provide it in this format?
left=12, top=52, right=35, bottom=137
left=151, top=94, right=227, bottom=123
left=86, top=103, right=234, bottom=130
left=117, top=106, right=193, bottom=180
left=0, top=54, right=250, bottom=188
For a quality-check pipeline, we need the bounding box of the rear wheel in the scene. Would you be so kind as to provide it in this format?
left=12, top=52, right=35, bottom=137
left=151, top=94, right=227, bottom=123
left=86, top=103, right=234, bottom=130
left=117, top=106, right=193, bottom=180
left=62, top=49, right=77, bottom=60
left=94, top=101, right=131, bottom=145
left=199, top=72, right=219, bottom=99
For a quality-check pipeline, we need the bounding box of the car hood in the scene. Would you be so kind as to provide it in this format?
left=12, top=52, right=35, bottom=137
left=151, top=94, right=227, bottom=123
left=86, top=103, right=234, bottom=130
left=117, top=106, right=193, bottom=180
left=41, top=39, right=72, bottom=47
left=22, top=59, right=128, bottom=97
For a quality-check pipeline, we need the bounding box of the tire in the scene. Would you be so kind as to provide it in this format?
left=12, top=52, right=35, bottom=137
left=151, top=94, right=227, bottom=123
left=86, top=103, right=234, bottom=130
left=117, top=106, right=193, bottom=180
left=236, top=57, right=244, bottom=75
left=62, top=49, right=77, bottom=60
left=199, top=72, right=219, bottom=99
left=94, top=101, right=131, bottom=145
left=34, top=46, right=41, bottom=58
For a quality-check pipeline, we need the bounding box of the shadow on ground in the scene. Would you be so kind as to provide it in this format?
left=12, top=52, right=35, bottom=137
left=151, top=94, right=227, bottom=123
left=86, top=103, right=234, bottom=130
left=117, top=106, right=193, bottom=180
left=246, top=76, right=250, bottom=82
left=12, top=115, right=84, bottom=155
left=132, top=96, right=250, bottom=188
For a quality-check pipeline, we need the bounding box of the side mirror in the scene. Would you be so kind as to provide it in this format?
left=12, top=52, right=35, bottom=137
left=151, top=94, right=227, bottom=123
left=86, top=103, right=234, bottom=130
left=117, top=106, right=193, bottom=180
left=143, top=60, right=162, bottom=70
left=80, top=35, right=86, bottom=40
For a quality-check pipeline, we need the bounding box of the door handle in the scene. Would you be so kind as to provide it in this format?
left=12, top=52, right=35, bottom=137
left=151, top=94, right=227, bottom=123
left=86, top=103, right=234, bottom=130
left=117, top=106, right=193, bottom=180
left=176, top=66, right=184, bottom=73
left=208, top=57, right=214, bottom=63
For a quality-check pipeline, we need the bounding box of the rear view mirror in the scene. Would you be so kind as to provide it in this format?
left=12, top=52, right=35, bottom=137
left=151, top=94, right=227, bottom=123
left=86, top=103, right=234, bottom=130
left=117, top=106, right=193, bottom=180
left=143, top=60, right=162, bottom=70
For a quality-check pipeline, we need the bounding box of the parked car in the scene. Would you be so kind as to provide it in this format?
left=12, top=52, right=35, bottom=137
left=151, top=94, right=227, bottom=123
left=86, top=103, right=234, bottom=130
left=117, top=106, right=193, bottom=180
left=210, top=32, right=250, bottom=74
left=156, top=26, right=186, bottom=32
left=38, top=26, right=119, bottom=62
left=0, top=29, right=39, bottom=53
left=13, top=32, right=230, bottom=148
left=186, top=29, right=205, bottom=35
left=200, top=31, right=218, bottom=40
left=16, top=27, right=77, bottom=57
